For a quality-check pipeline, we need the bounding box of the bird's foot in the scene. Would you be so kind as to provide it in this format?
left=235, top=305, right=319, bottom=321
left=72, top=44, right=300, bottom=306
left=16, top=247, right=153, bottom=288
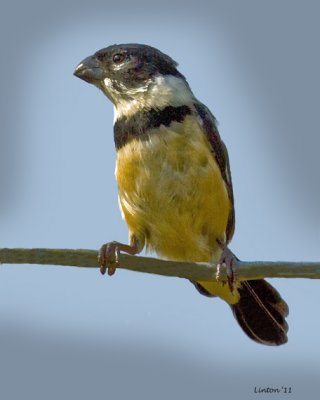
left=216, top=245, right=237, bottom=294
left=98, top=239, right=140, bottom=276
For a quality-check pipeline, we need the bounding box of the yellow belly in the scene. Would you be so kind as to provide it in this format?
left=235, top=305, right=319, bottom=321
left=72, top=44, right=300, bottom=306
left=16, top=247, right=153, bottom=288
left=116, top=116, right=231, bottom=260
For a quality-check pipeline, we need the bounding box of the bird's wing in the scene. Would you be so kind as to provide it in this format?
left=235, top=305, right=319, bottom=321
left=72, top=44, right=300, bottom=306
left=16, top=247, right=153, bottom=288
left=194, top=102, right=235, bottom=243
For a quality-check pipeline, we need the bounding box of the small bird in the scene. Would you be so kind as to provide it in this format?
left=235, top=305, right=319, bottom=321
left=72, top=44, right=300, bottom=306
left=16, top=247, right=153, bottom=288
left=74, top=43, right=289, bottom=345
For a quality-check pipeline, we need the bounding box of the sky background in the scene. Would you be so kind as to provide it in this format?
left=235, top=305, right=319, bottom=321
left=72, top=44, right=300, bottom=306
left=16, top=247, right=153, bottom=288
left=1, top=0, right=320, bottom=399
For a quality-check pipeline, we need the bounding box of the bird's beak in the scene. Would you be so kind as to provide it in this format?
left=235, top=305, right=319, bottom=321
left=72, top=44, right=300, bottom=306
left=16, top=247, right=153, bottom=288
left=73, top=55, right=104, bottom=84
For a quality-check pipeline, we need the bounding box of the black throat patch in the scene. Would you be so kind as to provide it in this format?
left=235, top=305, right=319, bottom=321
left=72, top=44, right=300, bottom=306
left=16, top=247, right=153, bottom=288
left=114, top=105, right=192, bottom=149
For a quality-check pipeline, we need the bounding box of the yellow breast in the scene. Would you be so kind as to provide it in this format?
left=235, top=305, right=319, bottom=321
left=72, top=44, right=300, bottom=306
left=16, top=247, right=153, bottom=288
left=116, top=115, right=231, bottom=263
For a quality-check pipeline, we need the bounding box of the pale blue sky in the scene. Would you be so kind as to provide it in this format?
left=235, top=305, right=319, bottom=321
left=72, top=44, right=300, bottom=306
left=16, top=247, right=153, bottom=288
left=1, top=1, right=320, bottom=399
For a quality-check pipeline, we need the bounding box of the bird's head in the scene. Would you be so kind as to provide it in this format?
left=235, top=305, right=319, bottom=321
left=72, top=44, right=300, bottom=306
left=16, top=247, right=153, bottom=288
left=74, top=43, right=193, bottom=118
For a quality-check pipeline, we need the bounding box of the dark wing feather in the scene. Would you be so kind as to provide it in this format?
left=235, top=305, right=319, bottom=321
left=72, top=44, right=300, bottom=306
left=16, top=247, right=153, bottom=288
left=230, top=280, right=289, bottom=345
left=194, top=102, right=235, bottom=243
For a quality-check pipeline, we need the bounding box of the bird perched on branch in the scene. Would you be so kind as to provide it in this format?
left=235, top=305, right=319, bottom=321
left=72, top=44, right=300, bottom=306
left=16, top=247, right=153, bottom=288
left=74, top=43, right=289, bottom=345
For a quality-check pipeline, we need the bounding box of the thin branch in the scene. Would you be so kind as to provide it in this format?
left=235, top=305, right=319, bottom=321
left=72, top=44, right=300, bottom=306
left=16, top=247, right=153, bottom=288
left=1, top=248, right=320, bottom=281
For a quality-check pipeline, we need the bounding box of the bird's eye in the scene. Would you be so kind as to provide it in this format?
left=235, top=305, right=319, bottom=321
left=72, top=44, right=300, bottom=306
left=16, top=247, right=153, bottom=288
left=113, top=53, right=125, bottom=63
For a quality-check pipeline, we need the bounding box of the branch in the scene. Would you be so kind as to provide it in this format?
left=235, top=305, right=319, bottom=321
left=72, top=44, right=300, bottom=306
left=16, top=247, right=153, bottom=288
left=1, top=248, right=320, bottom=281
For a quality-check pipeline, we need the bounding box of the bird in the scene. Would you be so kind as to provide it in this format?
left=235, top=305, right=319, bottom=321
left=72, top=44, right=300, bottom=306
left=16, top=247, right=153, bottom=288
left=74, top=43, right=289, bottom=345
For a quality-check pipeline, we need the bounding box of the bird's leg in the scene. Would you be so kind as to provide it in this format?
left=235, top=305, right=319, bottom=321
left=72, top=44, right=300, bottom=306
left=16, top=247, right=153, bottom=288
left=216, top=240, right=238, bottom=294
left=98, top=235, right=141, bottom=276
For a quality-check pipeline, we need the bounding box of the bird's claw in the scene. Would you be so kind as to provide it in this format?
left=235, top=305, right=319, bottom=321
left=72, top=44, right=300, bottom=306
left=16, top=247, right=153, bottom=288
left=98, top=241, right=120, bottom=276
left=216, top=246, right=237, bottom=294
left=98, top=236, right=141, bottom=277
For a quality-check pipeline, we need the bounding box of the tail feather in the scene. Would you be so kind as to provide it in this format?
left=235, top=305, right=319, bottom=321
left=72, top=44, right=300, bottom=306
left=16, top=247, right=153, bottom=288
left=230, top=280, right=289, bottom=346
